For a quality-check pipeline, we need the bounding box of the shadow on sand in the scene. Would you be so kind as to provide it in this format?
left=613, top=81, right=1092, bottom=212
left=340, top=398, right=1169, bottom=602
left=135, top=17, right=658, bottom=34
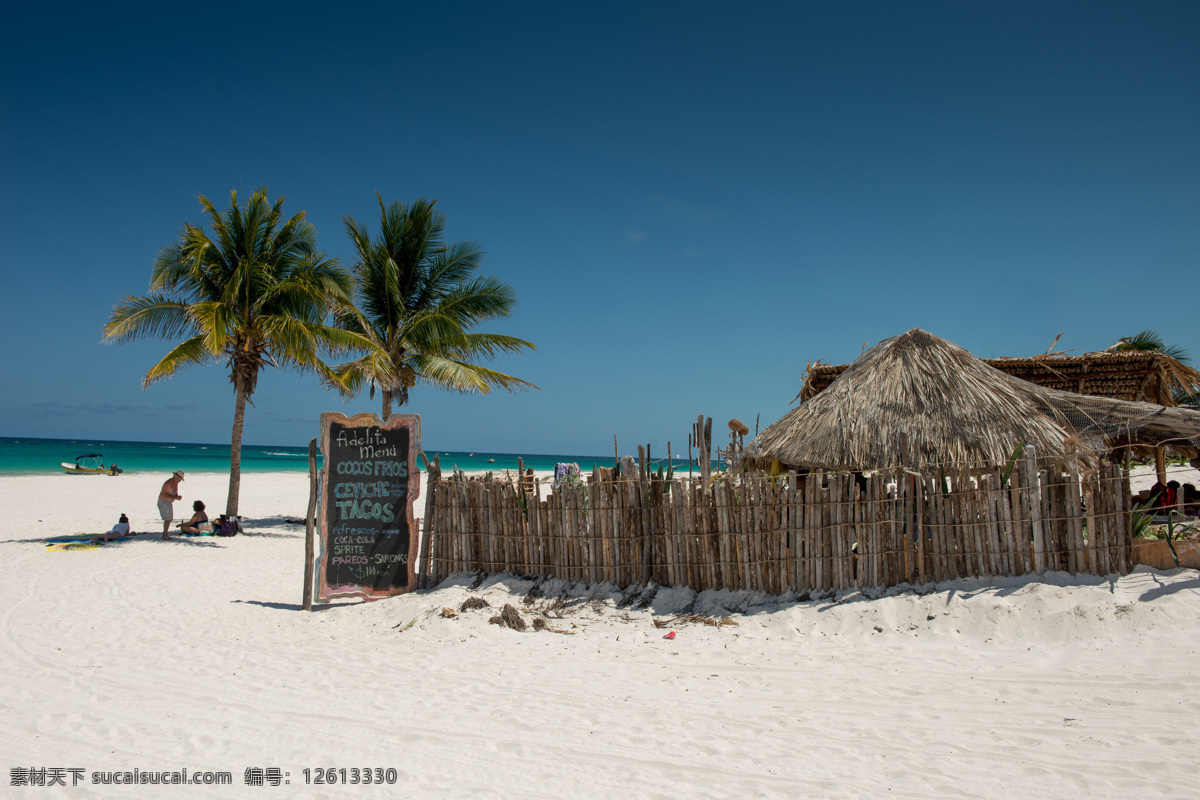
left=232, top=598, right=365, bottom=612
left=1138, top=572, right=1200, bottom=602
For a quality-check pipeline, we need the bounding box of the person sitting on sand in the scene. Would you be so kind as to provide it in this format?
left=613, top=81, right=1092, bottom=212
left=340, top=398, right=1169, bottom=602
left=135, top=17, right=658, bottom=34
left=1165, top=480, right=1181, bottom=510
left=158, top=470, right=184, bottom=539
left=103, top=513, right=130, bottom=542
left=180, top=500, right=208, bottom=535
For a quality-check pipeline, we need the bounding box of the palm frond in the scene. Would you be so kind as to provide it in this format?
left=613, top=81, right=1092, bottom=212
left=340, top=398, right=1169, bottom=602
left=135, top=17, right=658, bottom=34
left=447, top=332, right=537, bottom=360
left=1110, top=329, right=1191, bottom=363
left=434, top=276, right=518, bottom=324
left=332, top=350, right=400, bottom=392
left=141, top=335, right=214, bottom=387
left=410, top=354, right=539, bottom=395
left=104, top=295, right=196, bottom=344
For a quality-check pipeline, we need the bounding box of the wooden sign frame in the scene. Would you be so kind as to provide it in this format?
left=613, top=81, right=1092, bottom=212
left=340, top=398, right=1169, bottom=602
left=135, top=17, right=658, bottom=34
left=315, top=412, right=421, bottom=601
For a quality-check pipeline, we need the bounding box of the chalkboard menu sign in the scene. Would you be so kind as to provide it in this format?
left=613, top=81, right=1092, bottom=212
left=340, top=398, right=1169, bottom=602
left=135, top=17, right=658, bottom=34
left=316, top=412, right=421, bottom=600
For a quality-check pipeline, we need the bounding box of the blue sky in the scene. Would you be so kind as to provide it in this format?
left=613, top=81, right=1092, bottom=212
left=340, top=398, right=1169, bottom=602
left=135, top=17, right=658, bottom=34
left=2, top=1, right=1197, bottom=457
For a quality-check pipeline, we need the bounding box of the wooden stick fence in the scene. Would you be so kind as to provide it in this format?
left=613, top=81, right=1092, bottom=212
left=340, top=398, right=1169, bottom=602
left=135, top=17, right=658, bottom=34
left=424, top=452, right=1134, bottom=593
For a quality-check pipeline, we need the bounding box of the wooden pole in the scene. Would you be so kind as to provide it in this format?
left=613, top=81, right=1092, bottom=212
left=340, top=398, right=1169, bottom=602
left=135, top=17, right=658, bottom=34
left=303, top=437, right=317, bottom=611
left=638, top=444, right=653, bottom=585
left=417, top=497, right=434, bottom=591
left=695, top=415, right=712, bottom=491
left=1026, top=445, right=1046, bottom=574
left=915, top=474, right=926, bottom=586
left=420, top=455, right=444, bottom=587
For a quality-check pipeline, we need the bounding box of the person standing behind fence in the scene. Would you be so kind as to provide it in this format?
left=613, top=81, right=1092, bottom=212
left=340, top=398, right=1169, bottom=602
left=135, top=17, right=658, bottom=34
left=158, top=470, right=184, bottom=540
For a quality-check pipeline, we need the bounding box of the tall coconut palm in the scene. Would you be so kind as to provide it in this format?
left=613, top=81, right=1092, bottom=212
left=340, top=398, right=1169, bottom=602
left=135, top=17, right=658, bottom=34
left=334, top=195, right=537, bottom=418
left=104, top=189, right=357, bottom=516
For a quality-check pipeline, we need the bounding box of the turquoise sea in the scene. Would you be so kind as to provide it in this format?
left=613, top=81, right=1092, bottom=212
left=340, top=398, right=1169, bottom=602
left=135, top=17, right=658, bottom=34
left=0, top=436, right=702, bottom=477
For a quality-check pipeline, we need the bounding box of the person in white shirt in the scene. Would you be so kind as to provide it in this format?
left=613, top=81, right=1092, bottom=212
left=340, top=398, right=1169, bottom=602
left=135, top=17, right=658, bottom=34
left=104, top=513, right=131, bottom=542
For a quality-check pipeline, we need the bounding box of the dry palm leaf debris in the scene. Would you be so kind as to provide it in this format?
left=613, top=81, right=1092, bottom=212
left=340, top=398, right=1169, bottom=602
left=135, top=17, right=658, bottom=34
left=653, top=615, right=739, bottom=628
left=489, top=603, right=528, bottom=631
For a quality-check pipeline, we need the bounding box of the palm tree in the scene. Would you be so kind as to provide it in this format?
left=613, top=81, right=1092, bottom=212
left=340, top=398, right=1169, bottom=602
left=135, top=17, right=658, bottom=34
left=104, top=188, right=357, bottom=516
left=334, top=195, right=537, bottom=418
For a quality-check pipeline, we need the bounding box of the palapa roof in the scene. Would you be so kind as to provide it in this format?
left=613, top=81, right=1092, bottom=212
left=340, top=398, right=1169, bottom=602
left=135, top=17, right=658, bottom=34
left=743, top=329, right=1200, bottom=472
left=800, top=348, right=1200, bottom=405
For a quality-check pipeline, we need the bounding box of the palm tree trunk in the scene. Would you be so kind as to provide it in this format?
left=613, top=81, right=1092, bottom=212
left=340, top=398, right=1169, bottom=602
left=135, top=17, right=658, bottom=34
left=226, top=386, right=247, bottom=517
left=381, top=389, right=393, bottom=420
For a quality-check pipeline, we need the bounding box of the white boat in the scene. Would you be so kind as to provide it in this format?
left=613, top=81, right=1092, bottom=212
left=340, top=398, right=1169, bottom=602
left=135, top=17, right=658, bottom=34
left=61, top=453, right=122, bottom=475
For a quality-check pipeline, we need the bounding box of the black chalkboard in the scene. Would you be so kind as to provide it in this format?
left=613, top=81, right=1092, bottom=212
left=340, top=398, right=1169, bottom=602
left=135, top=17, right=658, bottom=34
left=317, top=412, right=421, bottom=600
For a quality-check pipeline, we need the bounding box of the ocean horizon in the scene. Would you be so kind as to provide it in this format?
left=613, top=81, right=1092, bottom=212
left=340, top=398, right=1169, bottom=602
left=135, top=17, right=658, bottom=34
left=0, top=436, right=705, bottom=478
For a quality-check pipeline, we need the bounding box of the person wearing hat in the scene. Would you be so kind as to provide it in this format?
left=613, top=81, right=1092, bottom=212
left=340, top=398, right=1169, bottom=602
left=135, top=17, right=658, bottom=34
left=158, top=470, right=184, bottom=539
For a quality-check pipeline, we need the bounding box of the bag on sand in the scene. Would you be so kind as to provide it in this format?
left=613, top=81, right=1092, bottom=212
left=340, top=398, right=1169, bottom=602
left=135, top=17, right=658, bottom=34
left=214, top=516, right=242, bottom=537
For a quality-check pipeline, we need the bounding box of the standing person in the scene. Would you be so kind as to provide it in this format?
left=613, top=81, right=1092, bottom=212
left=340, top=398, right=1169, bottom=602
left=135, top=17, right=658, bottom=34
left=159, top=470, right=184, bottom=539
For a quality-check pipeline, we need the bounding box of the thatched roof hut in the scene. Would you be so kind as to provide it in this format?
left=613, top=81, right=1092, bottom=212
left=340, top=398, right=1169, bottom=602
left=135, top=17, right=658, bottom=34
left=800, top=348, right=1200, bottom=405
left=743, top=329, right=1200, bottom=472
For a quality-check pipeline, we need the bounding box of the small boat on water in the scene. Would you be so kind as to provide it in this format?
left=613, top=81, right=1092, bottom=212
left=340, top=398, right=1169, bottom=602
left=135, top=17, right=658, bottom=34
left=61, top=454, right=123, bottom=476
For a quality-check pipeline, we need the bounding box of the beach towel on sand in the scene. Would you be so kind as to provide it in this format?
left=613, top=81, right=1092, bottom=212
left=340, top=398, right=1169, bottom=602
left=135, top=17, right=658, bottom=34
left=44, top=532, right=136, bottom=550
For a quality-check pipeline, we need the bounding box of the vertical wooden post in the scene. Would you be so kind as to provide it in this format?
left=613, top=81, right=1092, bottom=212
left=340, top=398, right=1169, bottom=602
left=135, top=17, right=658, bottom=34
left=915, top=473, right=925, bottom=586
left=1118, top=464, right=1133, bottom=574
left=303, top=438, right=317, bottom=612
left=638, top=445, right=653, bottom=585
left=803, top=471, right=815, bottom=591
left=1025, top=445, right=1045, bottom=574
left=694, top=415, right=712, bottom=491
left=1065, top=447, right=1085, bottom=574
left=418, top=512, right=432, bottom=590
left=704, top=418, right=712, bottom=485
left=1092, top=463, right=1109, bottom=576
left=927, top=474, right=942, bottom=583
left=425, top=453, right=442, bottom=585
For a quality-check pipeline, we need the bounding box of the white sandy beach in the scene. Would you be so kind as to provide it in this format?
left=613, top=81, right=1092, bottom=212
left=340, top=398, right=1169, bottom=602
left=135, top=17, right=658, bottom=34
left=3, top=470, right=1199, bottom=798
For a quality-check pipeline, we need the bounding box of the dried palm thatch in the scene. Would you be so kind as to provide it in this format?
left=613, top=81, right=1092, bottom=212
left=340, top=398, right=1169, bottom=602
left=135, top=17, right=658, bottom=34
left=801, top=349, right=1200, bottom=406
left=1036, top=391, right=1200, bottom=462
left=744, top=329, right=1200, bottom=472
